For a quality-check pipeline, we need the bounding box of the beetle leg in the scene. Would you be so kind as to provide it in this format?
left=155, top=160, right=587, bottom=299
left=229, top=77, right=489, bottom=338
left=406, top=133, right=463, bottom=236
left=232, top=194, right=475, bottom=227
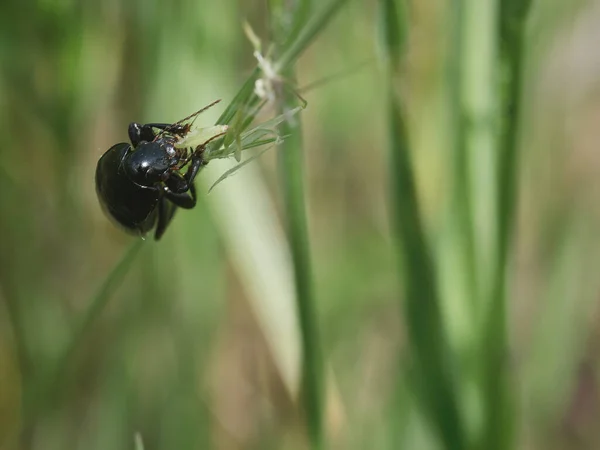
left=162, top=182, right=197, bottom=209
left=129, top=122, right=188, bottom=147
left=165, top=171, right=190, bottom=194
left=183, top=153, right=206, bottom=185
left=177, top=129, right=227, bottom=169
left=128, top=123, right=155, bottom=146
left=170, top=151, right=206, bottom=186
left=154, top=197, right=177, bottom=240
left=154, top=175, right=196, bottom=239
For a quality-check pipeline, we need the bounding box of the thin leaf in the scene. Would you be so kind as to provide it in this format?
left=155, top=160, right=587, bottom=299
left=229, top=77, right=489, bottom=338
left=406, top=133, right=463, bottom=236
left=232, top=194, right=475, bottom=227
left=205, top=106, right=303, bottom=161
left=52, top=240, right=144, bottom=387
left=377, top=0, right=405, bottom=70
left=276, top=0, right=349, bottom=71
left=277, top=83, right=324, bottom=450
left=23, top=239, right=144, bottom=424
left=387, top=91, right=465, bottom=450
left=208, top=145, right=276, bottom=193
left=215, top=67, right=261, bottom=126
left=379, top=0, right=466, bottom=448
left=480, top=2, right=533, bottom=449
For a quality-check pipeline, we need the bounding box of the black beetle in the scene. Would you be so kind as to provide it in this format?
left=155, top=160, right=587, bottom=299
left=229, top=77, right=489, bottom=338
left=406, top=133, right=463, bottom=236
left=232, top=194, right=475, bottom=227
left=95, top=101, right=223, bottom=240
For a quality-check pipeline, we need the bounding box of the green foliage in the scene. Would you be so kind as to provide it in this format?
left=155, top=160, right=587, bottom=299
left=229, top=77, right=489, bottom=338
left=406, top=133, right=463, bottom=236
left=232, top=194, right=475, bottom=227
left=1, top=0, right=598, bottom=449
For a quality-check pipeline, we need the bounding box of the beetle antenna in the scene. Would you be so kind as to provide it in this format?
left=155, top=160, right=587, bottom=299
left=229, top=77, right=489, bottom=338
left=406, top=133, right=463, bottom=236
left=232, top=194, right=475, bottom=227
left=195, top=130, right=228, bottom=153
left=174, top=99, right=222, bottom=127
left=154, top=99, right=222, bottom=141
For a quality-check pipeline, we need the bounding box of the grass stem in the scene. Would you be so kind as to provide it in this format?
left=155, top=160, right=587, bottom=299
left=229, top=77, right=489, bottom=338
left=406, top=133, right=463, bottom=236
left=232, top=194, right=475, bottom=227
left=271, top=0, right=324, bottom=446
left=279, top=93, right=324, bottom=449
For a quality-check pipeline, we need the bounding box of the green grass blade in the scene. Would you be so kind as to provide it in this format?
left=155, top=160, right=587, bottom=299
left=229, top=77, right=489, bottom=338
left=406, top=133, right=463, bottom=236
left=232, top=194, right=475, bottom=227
left=215, top=0, right=348, bottom=134
left=203, top=1, right=352, bottom=445
left=495, top=0, right=533, bottom=274
left=52, top=240, right=144, bottom=392
left=480, top=2, right=533, bottom=449
left=208, top=144, right=274, bottom=192
left=215, top=67, right=261, bottom=126
left=20, top=240, right=144, bottom=431
left=378, top=0, right=405, bottom=69
left=269, top=0, right=327, bottom=447
left=379, top=0, right=465, bottom=448
left=269, top=0, right=313, bottom=49
left=278, top=81, right=323, bottom=450
left=448, top=0, right=478, bottom=313
left=284, top=0, right=313, bottom=50
left=214, top=0, right=349, bottom=163
left=276, top=0, right=349, bottom=71
left=387, top=93, right=465, bottom=450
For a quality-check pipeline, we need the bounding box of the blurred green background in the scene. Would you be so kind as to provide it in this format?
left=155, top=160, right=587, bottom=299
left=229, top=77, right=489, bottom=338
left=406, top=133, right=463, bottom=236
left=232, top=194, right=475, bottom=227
left=1, top=0, right=600, bottom=449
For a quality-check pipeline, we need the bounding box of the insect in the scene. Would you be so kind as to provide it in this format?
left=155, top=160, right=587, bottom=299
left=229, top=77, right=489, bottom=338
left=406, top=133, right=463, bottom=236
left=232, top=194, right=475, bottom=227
left=95, top=100, right=224, bottom=240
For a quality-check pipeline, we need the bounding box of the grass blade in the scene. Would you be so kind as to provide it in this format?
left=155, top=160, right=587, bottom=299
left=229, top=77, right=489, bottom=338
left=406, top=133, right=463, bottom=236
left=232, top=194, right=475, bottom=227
left=20, top=240, right=144, bottom=434
left=52, top=240, right=144, bottom=394
left=387, top=93, right=465, bottom=450
left=480, top=2, right=533, bottom=449
left=495, top=0, right=533, bottom=274
left=276, top=0, right=349, bottom=71
left=278, top=82, right=323, bottom=450
left=216, top=67, right=261, bottom=126
left=269, top=0, right=330, bottom=447
left=379, top=0, right=466, bottom=448
left=208, top=144, right=274, bottom=192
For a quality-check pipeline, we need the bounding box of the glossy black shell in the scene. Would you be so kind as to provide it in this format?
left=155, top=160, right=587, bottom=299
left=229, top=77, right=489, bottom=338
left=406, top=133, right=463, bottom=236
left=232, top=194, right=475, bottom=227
left=95, top=143, right=159, bottom=235
left=123, top=140, right=176, bottom=185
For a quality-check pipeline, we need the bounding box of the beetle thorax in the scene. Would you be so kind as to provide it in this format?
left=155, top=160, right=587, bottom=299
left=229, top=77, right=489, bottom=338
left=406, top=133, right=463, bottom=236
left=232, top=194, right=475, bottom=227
left=124, top=140, right=178, bottom=186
